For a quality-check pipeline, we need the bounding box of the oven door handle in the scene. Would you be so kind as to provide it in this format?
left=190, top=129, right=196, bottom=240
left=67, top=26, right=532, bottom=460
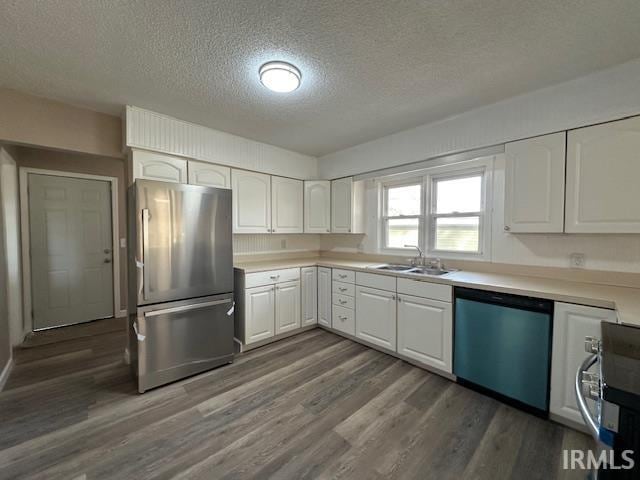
left=575, top=353, right=600, bottom=439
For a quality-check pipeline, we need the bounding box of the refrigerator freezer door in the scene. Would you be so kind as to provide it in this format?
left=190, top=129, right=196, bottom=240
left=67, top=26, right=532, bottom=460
left=136, top=180, right=233, bottom=305
left=135, top=294, right=234, bottom=392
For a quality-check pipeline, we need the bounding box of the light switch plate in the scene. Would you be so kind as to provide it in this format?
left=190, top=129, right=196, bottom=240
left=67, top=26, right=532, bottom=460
left=569, top=253, right=586, bottom=268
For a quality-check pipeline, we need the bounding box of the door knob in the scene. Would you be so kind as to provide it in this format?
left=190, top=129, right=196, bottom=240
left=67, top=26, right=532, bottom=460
left=104, top=258, right=112, bottom=263
left=104, top=249, right=111, bottom=254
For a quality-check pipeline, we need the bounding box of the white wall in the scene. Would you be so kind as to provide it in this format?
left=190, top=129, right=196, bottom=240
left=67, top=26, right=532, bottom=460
left=0, top=147, right=23, bottom=345
left=319, top=57, right=640, bottom=179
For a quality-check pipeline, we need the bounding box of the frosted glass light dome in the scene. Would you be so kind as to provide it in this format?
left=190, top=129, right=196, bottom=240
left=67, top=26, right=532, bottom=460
left=259, top=61, right=301, bottom=93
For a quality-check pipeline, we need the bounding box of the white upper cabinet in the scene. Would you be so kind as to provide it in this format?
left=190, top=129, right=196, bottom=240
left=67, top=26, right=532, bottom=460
left=304, top=181, right=331, bottom=233
left=271, top=176, right=303, bottom=234
left=331, top=177, right=365, bottom=233
left=550, top=302, right=617, bottom=426
left=232, top=169, right=271, bottom=233
left=131, top=149, right=187, bottom=184
left=188, top=161, right=231, bottom=188
left=565, top=116, right=640, bottom=233
left=504, top=132, right=566, bottom=233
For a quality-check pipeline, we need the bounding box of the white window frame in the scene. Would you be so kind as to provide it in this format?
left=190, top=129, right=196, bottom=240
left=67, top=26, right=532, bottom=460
left=378, top=156, right=493, bottom=261
left=428, top=168, right=486, bottom=257
left=381, top=179, right=424, bottom=251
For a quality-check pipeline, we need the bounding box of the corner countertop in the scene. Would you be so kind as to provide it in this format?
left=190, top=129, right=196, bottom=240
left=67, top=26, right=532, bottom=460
left=234, top=256, right=640, bottom=327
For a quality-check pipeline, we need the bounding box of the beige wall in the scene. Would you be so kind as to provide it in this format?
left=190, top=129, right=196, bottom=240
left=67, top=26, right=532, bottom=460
left=0, top=172, right=11, bottom=382
left=17, top=147, right=128, bottom=312
left=0, top=88, right=123, bottom=159
left=0, top=146, right=23, bottom=346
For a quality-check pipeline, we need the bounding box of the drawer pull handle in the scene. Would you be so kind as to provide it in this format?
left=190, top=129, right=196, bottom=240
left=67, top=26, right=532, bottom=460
left=339, top=288, right=347, bottom=292
left=339, top=315, right=347, bottom=321
left=270, top=275, right=280, bottom=280
left=339, top=274, right=347, bottom=279
left=339, top=300, right=347, bottom=304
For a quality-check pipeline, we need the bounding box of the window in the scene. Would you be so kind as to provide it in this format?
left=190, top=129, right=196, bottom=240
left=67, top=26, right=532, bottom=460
left=382, top=183, right=422, bottom=249
left=380, top=162, right=489, bottom=258
left=430, top=173, right=483, bottom=253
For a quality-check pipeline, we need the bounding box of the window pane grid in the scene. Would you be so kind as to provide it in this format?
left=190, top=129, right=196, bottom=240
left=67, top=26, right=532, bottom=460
left=381, top=168, right=485, bottom=256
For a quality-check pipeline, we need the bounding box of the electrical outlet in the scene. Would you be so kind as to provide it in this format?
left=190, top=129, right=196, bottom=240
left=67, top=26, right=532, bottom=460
left=569, top=253, right=586, bottom=269
left=280, top=239, right=287, bottom=249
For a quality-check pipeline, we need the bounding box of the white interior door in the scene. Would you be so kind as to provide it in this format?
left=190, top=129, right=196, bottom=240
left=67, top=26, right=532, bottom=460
left=28, top=174, right=114, bottom=329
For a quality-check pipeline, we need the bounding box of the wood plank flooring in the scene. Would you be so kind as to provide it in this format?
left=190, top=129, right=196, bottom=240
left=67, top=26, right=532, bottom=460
left=0, top=320, right=593, bottom=479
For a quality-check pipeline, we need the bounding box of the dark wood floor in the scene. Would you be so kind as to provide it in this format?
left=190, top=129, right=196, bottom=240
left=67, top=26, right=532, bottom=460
left=0, top=320, right=593, bottom=480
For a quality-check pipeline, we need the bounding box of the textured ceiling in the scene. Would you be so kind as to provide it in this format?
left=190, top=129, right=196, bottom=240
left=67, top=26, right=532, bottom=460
left=2, top=1, right=640, bottom=157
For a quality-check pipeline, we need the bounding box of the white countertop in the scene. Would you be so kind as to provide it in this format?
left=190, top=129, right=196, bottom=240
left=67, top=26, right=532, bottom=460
left=234, top=256, right=640, bottom=327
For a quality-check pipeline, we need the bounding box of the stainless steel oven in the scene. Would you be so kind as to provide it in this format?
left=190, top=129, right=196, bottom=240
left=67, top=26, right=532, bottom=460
left=576, top=323, right=640, bottom=478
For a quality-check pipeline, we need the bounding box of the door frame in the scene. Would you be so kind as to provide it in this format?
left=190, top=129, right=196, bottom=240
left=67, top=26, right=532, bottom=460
left=19, top=167, right=123, bottom=334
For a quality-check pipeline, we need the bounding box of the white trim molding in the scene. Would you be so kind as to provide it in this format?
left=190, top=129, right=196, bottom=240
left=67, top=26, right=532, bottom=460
left=19, top=167, right=121, bottom=333
left=0, top=357, right=13, bottom=392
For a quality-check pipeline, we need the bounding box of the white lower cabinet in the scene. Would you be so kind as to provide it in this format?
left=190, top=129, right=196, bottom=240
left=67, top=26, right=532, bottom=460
left=397, top=294, right=452, bottom=373
left=245, top=285, right=276, bottom=344
left=550, top=302, right=617, bottom=426
left=355, top=286, right=397, bottom=351
left=275, top=280, right=301, bottom=335
left=301, top=267, right=318, bottom=326
left=318, top=268, right=332, bottom=327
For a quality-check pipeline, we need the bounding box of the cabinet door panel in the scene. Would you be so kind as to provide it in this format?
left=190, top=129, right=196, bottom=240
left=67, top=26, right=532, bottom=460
left=275, top=281, right=301, bottom=334
left=245, top=285, right=275, bottom=344
left=331, top=177, right=352, bottom=233
left=550, top=302, right=616, bottom=425
left=232, top=170, right=271, bottom=233
left=355, top=286, right=396, bottom=351
left=188, top=161, right=231, bottom=188
left=304, top=181, right=331, bottom=233
left=566, top=117, right=640, bottom=233
left=397, top=294, right=452, bottom=373
left=272, top=176, right=303, bottom=233
left=301, top=267, right=318, bottom=326
left=132, top=150, right=187, bottom=183
left=504, top=132, right=566, bottom=233
left=318, top=267, right=332, bottom=327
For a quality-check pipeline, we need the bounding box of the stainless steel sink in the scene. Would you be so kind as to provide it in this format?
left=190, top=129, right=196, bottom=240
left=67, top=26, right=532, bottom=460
left=369, top=264, right=416, bottom=272
left=368, top=264, right=451, bottom=276
left=407, top=266, right=451, bottom=276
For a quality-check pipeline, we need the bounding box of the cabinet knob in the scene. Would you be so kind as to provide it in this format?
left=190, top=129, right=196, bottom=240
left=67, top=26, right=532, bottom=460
left=504, top=225, right=511, bottom=231
left=326, top=229, right=330, bottom=232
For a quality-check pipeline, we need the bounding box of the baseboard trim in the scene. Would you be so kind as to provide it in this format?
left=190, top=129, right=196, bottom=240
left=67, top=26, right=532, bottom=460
left=0, top=357, right=14, bottom=392
left=116, top=309, right=128, bottom=319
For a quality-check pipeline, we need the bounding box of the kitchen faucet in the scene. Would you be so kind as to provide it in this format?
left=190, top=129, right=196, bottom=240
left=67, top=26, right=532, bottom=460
left=405, top=244, right=425, bottom=266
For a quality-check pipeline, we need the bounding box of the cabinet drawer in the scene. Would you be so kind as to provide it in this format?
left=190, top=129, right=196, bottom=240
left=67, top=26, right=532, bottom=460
left=332, top=269, right=355, bottom=283
left=333, top=293, right=354, bottom=309
left=332, top=305, right=355, bottom=336
left=332, top=281, right=355, bottom=297
left=397, top=278, right=451, bottom=302
left=245, top=268, right=300, bottom=288
left=356, top=272, right=396, bottom=292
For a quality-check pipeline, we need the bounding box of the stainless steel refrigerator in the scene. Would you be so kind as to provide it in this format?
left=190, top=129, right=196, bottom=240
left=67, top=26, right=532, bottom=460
left=128, top=180, right=234, bottom=393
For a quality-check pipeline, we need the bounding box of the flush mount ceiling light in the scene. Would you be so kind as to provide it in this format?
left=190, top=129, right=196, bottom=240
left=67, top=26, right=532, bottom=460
left=259, top=61, right=301, bottom=93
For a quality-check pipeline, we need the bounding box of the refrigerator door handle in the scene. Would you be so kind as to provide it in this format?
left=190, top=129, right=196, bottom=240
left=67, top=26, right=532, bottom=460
left=144, top=298, right=233, bottom=318
left=575, top=353, right=600, bottom=440
left=141, top=208, right=150, bottom=301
